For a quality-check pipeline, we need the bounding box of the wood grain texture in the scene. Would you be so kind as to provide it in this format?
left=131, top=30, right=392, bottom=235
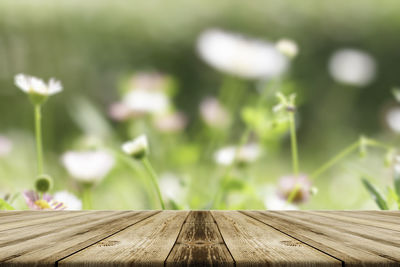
left=166, top=211, right=234, bottom=266
left=0, top=211, right=399, bottom=266
left=0, top=211, right=92, bottom=232
left=0, top=211, right=158, bottom=267
left=59, top=210, right=188, bottom=267
left=307, top=211, right=400, bottom=232
left=242, top=211, right=400, bottom=266
left=213, top=211, right=340, bottom=267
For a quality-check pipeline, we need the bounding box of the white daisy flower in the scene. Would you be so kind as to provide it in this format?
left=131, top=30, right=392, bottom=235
left=329, top=49, right=376, bottom=87
left=386, top=107, right=400, bottom=133
left=276, top=39, right=299, bottom=59
left=14, top=74, right=62, bottom=96
left=123, top=90, right=169, bottom=114
left=197, top=29, right=288, bottom=79
left=62, top=150, right=115, bottom=183
left=159, top=172, right=186, bottom=203
left=122, top=134, right=149, bottom=159
left=214, top=143, right=261, bottom=166
left=264, top=194, right=298, bottom=210
left=53, top=191, right=82, bottom=210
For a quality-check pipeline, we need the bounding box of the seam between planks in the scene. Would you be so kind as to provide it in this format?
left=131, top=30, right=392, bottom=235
left=240, top=211, right=345, bottom=267
left=277, top=212, right=400, bottom=248
left=210, top=211, right=236, bottom=267
left=0, top=211, right=93, bottom=233
left=54, top=211, right=161, bottom=267
left=307, top=211, right=400, bottom=233
left=163, top=210, right=191, bottom=267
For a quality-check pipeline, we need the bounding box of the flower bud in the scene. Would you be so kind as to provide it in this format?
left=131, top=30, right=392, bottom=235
left=310, top=186, right=318, bottom=196
left=35, top=174, right=53, bottom=193
left=122, top=134, right=149, bottom=159
left=276, top=39, right=299, bottom=59
left=359, top=136, right=368, bottom=158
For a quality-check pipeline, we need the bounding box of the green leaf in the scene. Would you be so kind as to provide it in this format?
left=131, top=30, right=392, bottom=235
left=0, top=198, right=15, bottom=210
left=361, top=178, right=389, bottom=210
left=222, top=177, right=245, bottom=191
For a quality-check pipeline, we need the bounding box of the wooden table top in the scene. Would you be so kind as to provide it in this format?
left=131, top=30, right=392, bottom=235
left=0, top=210, right=399, bottom=266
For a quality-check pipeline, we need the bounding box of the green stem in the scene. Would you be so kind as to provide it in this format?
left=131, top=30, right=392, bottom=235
left=113, top=150, right=158, bottom=209
left=82, top=184, right=92, bottom=210
left=141, top=157, right=165, bottom=210
left=212, top=80, right=282, bottom=209
left=34, top=104, right=44, bottom=175
left=365, top=138, right=393, bottom=150
left=289, top=112, right=299, bottom=176
left=310, top=140, right=360, bottom=180
left=286, top=183, right=300, bottom=205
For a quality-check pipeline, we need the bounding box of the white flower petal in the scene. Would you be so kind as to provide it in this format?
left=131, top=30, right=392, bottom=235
left=53, top=191, right=82, bottom=210
left=122, top=135, right=149, bottom=157
left=329, top=49, right=376, bottom=87
left=276, top=39, right=298, bottom=58
left=214, top=143, right=261, bottom=166
left=264, top=194, right=298, bottom=210
left=159, top=173, right=186, bottom=202
left=386, top=107, right=400, bottom=133
left=14, top=74, right=30, bottom=92
left=123, top=90, right=169, bottom=114
left=31, top=77, right=47, bottom=94
left=214, top=146, right=236, bottom=166
left=197, top=29, right=288, bottom=79
left=62, top=150, right=115, bottom=183
left=48, top=78, right=63, bottom=95
left=14, top=73, right=63, bottom=96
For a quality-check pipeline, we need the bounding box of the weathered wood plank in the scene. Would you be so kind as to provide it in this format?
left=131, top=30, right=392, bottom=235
left=0, top=211, right=92, bottom=232
left=213, top=211, right=340, bottom=267
left=59, top=210, right=188, bottom=267
left=166, top=211, right=234, bottom=266
left=329, top=211, right=400, bottom=224
left=280, top=211, right=400, bottom=251
left=307, top=211, right=400, bottom=232
left=243, top=211, right=400, bottom=266
left=0, top=211, right=158, bottom=267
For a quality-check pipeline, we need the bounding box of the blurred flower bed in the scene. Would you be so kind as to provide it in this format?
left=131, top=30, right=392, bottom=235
left=1, top=0, right=400, bottom=210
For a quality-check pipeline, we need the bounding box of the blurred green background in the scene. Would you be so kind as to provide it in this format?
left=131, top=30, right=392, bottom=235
left=1, top=0, right=400, bottom=210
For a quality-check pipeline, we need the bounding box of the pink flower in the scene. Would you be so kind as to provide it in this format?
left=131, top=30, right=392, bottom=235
left=277, top=174, right=311, bottom=203
left=199, top=97, right=230, bottom=128
left=23, top=190, right=65, bottom=210
left=153, top=112, right=187, bottom=133
left=108, top=102, right=134, bottom=121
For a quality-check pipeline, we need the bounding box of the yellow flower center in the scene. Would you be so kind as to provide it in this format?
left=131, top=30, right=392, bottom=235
left=34, top=199, right=51, bottom=209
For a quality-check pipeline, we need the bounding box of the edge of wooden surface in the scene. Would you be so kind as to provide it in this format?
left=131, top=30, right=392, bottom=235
left=1, top=210, right=399, bottom=267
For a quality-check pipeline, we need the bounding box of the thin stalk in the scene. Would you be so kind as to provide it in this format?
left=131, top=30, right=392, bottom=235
left=285, top=112, right=300, bottom=205
left=212, top=80, right=280, bottom=209
left=141, top=157, right=165, bottom=210
left=289, top=112, right=299, bottom=176
left=82, top=184, right=92, bottom=210
left=310, top=140, right=361, bottom=180
left=365, top=138, right=393, bottom=150
left=113, top=150, right=158, bottom=209
left=287, top=138, right=393, bottom=206
left=34, top=104, right=44, bottom=175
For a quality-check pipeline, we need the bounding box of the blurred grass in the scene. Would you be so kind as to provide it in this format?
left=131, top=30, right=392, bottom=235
left=1, top=0, right=400, bottom=209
